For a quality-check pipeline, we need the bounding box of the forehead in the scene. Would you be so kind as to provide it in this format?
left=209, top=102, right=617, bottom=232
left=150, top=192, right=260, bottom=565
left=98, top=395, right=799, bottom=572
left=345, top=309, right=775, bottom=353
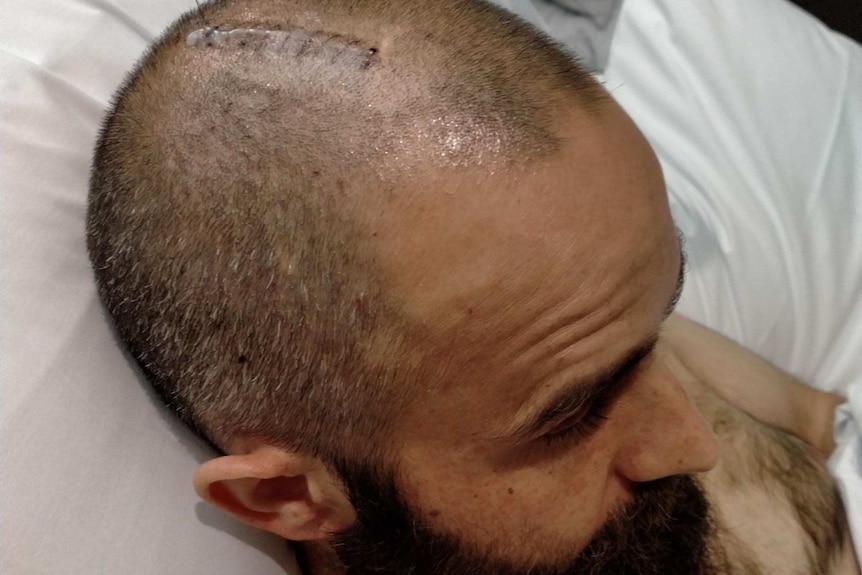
left=369, top=100, right=677, bottom=425
left=374, top=102, right=672, bottom=316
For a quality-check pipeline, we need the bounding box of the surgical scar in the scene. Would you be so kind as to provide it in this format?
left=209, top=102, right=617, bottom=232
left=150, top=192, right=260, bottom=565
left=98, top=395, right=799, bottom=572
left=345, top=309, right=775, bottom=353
left=186, top=26, right=380, bottom=69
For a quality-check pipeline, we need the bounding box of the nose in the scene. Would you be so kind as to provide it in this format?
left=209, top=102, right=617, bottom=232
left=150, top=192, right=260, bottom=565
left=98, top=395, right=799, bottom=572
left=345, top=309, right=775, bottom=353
left=611, top=362, right=719, bottom=483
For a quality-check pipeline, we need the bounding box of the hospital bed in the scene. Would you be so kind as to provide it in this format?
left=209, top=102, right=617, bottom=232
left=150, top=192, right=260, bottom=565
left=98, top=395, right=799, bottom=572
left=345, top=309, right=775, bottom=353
left=2, top=0, right=861, bottom=572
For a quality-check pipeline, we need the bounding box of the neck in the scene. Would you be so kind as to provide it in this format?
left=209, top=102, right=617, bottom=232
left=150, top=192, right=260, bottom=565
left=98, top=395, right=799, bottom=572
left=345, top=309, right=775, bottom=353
left=298, top=541, right=347, bottom=575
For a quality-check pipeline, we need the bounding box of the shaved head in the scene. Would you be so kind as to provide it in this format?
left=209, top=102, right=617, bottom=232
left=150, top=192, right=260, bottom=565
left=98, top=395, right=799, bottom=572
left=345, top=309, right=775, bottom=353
left=87, top=0, right=606, bottom=468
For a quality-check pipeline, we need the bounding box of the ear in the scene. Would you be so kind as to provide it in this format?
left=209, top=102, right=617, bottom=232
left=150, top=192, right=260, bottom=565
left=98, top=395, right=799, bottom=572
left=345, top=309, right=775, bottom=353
left=193, top=444, right=356, bottom=541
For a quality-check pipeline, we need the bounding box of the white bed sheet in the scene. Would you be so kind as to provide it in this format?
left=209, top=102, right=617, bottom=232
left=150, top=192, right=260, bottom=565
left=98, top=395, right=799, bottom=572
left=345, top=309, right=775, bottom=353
left=1, top=2, right=298, bottom=573
left=603, top=0, right=862, bottom=393
left=2, top=0, right=860, bottom=573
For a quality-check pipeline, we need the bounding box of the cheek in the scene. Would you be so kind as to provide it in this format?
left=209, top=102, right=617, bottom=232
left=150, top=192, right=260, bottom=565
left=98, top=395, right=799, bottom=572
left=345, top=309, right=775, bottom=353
left=400, top=432, right=623, bottom=564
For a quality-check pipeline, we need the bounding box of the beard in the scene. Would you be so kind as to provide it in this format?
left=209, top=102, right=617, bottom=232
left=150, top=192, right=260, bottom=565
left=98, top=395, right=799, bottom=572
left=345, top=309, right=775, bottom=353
left=331, top=465, right=722, bottom=575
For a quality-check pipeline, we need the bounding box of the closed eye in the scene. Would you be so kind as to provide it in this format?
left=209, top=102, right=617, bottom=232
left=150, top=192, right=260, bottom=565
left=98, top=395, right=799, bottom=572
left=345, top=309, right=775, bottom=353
left=540, top=366, right=637, bottom=448
left=540, top=407, right=608, bottom=447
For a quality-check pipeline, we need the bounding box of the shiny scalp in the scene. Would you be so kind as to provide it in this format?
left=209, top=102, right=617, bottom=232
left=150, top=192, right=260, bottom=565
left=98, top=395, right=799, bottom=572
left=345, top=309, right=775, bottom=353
left=86, top=0, right=606, bottom=465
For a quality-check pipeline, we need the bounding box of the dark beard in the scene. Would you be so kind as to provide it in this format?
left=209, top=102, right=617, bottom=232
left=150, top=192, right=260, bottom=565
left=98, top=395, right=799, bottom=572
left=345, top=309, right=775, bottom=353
left=332, top=465, right=721, bottom=575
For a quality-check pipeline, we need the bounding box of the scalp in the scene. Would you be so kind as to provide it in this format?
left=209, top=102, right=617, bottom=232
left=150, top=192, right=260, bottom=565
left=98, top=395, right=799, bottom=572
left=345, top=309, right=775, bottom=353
left=87, top=0, right=606, bottom=465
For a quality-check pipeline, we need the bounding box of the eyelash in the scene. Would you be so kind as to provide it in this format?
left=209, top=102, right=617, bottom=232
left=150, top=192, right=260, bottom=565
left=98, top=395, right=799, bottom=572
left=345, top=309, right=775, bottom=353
left=540, top=381, right=621, bottom=448
left=540, top=406, right=609, bottom=448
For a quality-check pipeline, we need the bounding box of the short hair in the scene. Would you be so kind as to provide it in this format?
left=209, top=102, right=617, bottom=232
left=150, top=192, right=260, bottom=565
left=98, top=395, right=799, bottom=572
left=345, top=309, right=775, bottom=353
left=87, top=0, right=606, bottom=467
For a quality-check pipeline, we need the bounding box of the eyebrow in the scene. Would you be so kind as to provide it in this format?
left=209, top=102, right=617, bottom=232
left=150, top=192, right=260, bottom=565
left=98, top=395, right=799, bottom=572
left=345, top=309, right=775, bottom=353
left=665, top=238, right=687, bottom=317
left=507, top=247, right=686, bottom=444
left=507, top=335, right=659, bottom=443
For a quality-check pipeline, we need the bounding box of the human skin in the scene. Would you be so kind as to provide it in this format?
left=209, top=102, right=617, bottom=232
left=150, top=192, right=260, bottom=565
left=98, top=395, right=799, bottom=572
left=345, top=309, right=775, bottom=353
left=363, top=99, right=720, bottom=569
left=663, top=313, right=845, bottom=457
left=195, top=95, right=846, bottom=573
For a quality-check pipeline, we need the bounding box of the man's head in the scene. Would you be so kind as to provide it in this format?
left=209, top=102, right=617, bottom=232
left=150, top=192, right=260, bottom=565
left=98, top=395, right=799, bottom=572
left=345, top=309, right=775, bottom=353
left=87, top=0, right=720, bottom=572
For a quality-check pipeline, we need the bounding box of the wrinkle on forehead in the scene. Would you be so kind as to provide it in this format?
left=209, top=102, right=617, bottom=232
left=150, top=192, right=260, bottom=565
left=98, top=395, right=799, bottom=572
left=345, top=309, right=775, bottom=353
left=371, top=106, right=678, bottom=434
left=390, top=227, right=679, bottom=451
left=419, top=227, right=669, bottom=398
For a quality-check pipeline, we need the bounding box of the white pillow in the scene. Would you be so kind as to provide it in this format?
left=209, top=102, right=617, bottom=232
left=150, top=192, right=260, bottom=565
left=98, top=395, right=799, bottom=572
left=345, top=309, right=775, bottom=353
left=603, top=0, right=862, bottom=393
left=2, top=0, right=860, bottom=573
left=0, top=1, right=296, bottom=573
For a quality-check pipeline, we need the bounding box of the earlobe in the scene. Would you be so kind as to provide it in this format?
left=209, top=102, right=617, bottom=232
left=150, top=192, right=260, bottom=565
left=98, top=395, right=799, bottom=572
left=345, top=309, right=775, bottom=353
left=193, top=445, right=356, bottom=541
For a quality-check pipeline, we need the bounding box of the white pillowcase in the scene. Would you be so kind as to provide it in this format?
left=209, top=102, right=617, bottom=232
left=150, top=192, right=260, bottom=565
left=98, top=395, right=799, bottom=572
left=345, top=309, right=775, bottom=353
left=604, top=0, right=862, bottom=393
left=2, top=0, right=859, bottom=573
left=1, top=2, right=297, bottom=573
